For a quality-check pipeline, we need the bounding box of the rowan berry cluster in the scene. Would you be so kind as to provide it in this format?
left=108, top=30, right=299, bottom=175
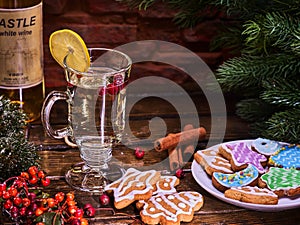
left=0, top=166, right=94, bottom=225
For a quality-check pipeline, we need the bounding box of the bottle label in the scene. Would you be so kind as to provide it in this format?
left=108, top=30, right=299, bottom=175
left=0, top=2, right=43, bottom=89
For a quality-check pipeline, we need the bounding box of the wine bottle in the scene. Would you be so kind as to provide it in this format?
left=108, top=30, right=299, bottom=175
left=0, top=0, right=44, bottom=122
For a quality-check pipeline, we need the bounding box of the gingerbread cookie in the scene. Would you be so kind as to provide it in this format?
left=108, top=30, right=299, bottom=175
left=219, top=141, right=267, bottom=173
left=258, top=167, right=300, bottom=197
left=212, top=164, right=259, bottom=192
left=194, top=148, right=233, bottom=176
left=224, top=186, right=278, bottom=205
left=104, top=168, right=160, bottom=209
left=137, top=191, right=203, bottom=225
left=251, top=138, right=284, bottom=156
left=269, top=144, right=300, bottom=169
left=153, top=176, right=180, bottom=195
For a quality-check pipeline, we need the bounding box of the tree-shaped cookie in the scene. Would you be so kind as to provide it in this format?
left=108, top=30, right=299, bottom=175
left=136, top=191, right=204, bottom=225
left=259, top=167, right=300, bottom=197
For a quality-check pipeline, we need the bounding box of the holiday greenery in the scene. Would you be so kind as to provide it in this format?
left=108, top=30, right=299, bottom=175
left=119, top=0, right=300, bottom=143
left=0, top=95, right=40, bottom=181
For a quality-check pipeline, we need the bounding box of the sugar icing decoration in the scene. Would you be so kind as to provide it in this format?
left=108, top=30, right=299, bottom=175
left=261, top=167, right=300, bottom=191
left=225, top=142, right=267, bottom=173
left=252, top=138, right=284, bottom=156
left=104, top=168, right=159, bottom=203
left=269, top=144, right=300, bottom=169
left=230, top=186, right=278, bottom=197
left=139, top=191, right=203, bottom=223
left=213, top=164, right=259, bottom=188
left=197, top=149, right=232, bottom=173
left=153, top=176, right=178, bottom=195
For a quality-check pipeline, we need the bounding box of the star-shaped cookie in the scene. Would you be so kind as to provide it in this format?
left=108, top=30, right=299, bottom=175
left=104, top=168, right=161, bottom=209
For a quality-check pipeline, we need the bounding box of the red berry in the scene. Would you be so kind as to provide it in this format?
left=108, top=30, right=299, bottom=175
left=36, top=222, right=45, bottom=225
left=80, top=218, right=89, bottom=225
left=84, top=204, right=95, bottom=217
left=98, top=87, right=106, bottom=96
left=3, top=199, right=13, bottom=209
left=28, top=166, right=38, bottom=176
left=67, top=200, right=76, bottom=207
left=114, top=74, right=124, bottom=87
left=99, top=193, right=110, bottom=206
left=26, top=208, right=34, bottom=217
left=37, top=170, right=46, bottom=179
left=19, top=207, right=27, bottom=216
left=28, top=192, right=37, bottom=202
left=41, top=178, right=51, bottom=187
left=74, top=208, right=84, bottom=218
left=22, top=198, right=31, bottom=207
left=175, top=168, right=185, bottom=179
left=68, top=205, right=78, bottom=214
left=28, top=175, right=38, bottom=185
left=47, top=198, right=56, bottom=208
left=35, top=207, right=44, bottom=217
left=8, top=187, right=18, bottom=197
left=55, top=192, right=65, bottom=203
left=20, top=172, right=30, bottom=179
left=0, top=183, right=6, bottom=191
left=10, top=206, right=19, bottom=218
left=134, top=147, right=145, bottom=159
left=2, top=190, right=10, bottom=199
left=66, top=192, right=75, bottom=201
left=13, top=196, right=23, bottom=206
left=83, top=203, right=93, bottom=209
left=107, top=83, right=118, bottom=95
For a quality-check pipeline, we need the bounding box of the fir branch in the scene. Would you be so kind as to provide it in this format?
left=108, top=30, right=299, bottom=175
left=261, top=79, right=300, bottom=107
left=236, top=99, right=277, bottom=122
left=254, top=109, right=300, bottom=143
left=0, top=95, right=40, bottom=181
left=210, top=24, right=243, bottom=53
left=216, top=54, right=300, bottom=92
left=0, top=95, right=27, bottom=137
left=242, top=12, right=300, bottom=55
left=0, top=137, right=39, bottom=180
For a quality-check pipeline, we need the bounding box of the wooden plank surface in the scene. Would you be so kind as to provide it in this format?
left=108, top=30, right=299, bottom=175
left=1, top=87, right=298, bottom=225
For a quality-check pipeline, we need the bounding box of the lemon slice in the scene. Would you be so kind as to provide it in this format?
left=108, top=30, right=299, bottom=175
left=49, top=29, right=90, bottom=72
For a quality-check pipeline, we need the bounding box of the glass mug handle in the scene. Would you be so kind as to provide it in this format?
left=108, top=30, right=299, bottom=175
left=41, top=91, right=77, bottom=147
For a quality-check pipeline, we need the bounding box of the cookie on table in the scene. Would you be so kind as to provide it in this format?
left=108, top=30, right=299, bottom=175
left=194, top=148, right=233, bottom=176
left=269, top=144, right=300, bottom=169
left=219, top=141, right=267, bottom=174
left=258, top=167, right=300, bottom=197
left=224, top=186, right=278, bottom=205
left=136, top=191, right=204, bottom=225
left=212, top=164, right=259, bottom=192
left=104, top=168, right=160, bottom=209
left=251, top=137, right=285, bottom=157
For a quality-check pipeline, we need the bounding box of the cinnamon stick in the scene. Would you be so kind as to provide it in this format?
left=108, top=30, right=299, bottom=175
left=168, top=148, right=180, bottom=171
left=176, top=124, right=193, bottom=166
left=154, top=127, right=206, bottom=152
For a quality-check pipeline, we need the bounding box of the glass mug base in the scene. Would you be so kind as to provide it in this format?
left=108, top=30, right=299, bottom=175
left=65, top=162, right=125, bottom=193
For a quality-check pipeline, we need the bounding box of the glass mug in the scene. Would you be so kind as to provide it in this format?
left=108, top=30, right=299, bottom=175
left=41, top=48, right=132, bottom=192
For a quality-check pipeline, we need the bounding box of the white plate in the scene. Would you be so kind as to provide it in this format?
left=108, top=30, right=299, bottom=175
left=191, top=140, right=300, bottom=212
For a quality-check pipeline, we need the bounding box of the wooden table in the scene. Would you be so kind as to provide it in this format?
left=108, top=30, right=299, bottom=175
left=1, top=87, right=299, bottom=225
